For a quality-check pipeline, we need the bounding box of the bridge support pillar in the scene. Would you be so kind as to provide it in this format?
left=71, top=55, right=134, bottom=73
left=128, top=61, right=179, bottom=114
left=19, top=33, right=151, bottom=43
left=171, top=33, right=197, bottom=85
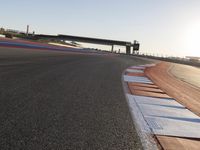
left=126, top=46, right=131, bottom=54
left=111, top=45, right=114, bottom=52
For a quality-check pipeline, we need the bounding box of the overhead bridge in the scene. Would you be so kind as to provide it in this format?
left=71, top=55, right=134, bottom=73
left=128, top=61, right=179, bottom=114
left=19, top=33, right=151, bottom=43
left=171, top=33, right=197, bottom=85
left=34, top=34, right=140, bottom=54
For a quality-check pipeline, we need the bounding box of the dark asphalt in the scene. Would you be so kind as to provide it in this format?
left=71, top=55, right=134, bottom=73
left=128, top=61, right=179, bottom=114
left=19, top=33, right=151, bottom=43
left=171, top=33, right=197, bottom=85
left=0, top=47, right=150, bottom=150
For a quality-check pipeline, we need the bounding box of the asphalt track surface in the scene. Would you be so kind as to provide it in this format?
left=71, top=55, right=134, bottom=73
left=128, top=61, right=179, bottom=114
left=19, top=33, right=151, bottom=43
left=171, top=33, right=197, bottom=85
left=0, top=47, right=150, bottom=150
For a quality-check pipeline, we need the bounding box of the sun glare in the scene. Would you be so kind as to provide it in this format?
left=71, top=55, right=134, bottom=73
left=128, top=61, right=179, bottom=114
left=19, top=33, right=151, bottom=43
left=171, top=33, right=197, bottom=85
left=184, top=21, right=200, bottom=57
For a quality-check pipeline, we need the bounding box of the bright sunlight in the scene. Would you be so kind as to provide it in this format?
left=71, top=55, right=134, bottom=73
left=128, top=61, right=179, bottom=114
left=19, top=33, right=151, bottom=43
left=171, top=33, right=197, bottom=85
left=184, top=21, right=200, bottom=57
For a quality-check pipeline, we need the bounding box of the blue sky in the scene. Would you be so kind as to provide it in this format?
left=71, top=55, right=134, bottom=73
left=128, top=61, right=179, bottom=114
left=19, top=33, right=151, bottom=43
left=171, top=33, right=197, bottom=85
left=1, top=0, right=200, bottom=57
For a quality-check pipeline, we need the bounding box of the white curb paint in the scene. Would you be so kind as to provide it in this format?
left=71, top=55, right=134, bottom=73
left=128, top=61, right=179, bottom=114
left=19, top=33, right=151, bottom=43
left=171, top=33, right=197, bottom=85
left=122, top=63, right=200, bottom=149
left=122, top=64, right=160, bottom=150
left=130, top=66, right=146, bottom=69
left=126, top=69, right=144, bottom=73
left=128, top=95, right=200, bottom=138
left=139, top=64, right=156, bottom=67
left=124, top=75, right=153, bottom=84
left=126, top=94, right=158, bottom=150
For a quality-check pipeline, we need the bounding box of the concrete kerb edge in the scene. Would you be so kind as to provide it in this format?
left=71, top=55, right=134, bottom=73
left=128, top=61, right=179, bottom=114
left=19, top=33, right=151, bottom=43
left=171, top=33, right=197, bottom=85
left=121, top=65, right=160, bottom=150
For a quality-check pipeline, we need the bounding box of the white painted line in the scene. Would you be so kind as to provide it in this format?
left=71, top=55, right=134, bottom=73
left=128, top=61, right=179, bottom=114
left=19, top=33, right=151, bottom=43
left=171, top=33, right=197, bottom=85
left=124, top=75, right=150, bottom=81
left=125, top=93, right=159, bottom=150
left=128, top=95, right=200, bottom=138
left=140, top=64, right=156, bottom=67
left=133, top=95, right=185, bottom=109
left=126, top=94, right=153, bottom=134
left=124, top=75, right=153, bottom=84
left=145, top=116, right=200, bottom=138
left=123, top=64, right=160, bottom=150
left=126, top=69, right=144, bottom=73
left=130, top=66, right=146, bottom=69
